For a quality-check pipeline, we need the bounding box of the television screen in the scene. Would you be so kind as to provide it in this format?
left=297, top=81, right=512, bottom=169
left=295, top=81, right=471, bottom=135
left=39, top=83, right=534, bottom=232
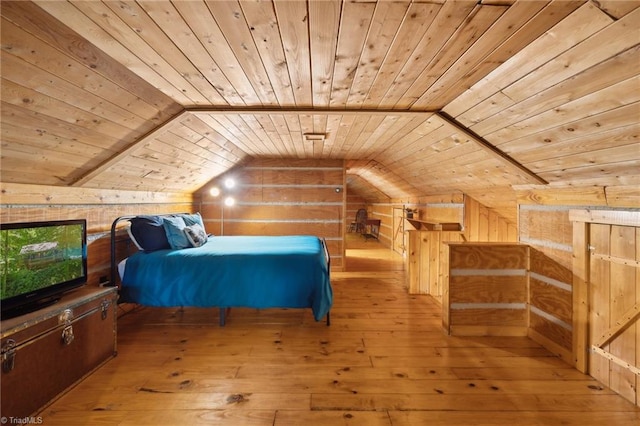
left=0, top=219, right=87, bottom=318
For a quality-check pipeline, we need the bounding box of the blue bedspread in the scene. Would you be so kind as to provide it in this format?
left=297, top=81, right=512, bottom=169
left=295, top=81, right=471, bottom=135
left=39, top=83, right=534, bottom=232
left=121, top=235, right=332, bottom=321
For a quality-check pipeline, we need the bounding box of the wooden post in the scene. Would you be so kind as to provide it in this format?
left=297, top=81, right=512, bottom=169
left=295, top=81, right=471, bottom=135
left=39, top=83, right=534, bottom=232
left=572, top=220, right=589, bottom=373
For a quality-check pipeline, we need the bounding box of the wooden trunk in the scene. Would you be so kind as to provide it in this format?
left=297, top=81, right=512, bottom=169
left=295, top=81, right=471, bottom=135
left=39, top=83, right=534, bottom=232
left=1, top=286, right=117, bottom=417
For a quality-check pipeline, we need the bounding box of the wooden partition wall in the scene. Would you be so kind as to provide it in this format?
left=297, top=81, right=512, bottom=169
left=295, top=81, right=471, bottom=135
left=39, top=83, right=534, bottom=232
left=346, top=194, right=366, bottom=233
left=443, top=242, right=577, bottom=364
left=406, top=195, right=518, bottom=301
left=444, top=243, right=529, bottom=336
left=465, top=196, right=517, bottom=242
left=406, top=231, right=465, bottom=302
left=528, top=248, right=573, bottom=363
left=518, top=198, right=640, bottom=400
left=367, top=203, right=393, bottom=248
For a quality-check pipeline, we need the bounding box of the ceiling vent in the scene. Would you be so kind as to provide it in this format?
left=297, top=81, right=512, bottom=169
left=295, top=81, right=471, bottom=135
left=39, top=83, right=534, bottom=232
left=304, top=133, right=326, bottom=142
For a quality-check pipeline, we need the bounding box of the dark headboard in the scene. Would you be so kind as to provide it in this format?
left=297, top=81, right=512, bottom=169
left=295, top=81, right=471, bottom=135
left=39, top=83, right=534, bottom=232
left=109, top=213, right=189, bottom=288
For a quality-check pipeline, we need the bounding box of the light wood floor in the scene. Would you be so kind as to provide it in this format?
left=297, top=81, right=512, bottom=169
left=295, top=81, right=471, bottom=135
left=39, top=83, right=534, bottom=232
left=41, top=234, right=640, bottom=425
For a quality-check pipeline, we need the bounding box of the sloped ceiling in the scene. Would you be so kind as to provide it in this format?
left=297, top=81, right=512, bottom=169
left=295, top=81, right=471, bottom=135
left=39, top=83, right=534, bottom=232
left=1, top=0, right=639, bottom=223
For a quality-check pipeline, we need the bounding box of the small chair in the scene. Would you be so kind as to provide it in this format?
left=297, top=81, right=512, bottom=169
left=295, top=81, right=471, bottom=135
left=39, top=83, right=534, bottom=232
left=355, top=208, right=367, bottom=233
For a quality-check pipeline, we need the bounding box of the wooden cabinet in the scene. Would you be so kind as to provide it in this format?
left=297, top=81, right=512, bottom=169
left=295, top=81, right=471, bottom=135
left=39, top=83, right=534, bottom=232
left=1, top=286, right=117, bottom=417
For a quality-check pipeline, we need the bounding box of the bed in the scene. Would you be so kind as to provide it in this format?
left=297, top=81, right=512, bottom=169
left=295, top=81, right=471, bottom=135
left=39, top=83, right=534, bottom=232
left=110, top=213, right=332, bottom=326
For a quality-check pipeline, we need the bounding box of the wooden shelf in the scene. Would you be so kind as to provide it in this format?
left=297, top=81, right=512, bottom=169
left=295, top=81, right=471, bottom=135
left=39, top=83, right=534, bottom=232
left=406, top=218, right=462, bottom=231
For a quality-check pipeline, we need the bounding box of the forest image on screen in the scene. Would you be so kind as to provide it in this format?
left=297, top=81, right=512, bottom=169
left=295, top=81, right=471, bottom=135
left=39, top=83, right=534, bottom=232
left=0, top=224, right=85, bottom=299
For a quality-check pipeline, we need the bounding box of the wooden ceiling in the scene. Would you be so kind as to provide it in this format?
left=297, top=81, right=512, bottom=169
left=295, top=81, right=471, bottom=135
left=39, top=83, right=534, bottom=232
left=1, top=0, right=639, bottom=222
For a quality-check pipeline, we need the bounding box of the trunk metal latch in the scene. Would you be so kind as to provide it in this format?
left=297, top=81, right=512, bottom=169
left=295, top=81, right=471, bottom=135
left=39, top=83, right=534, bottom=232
left=101, top=299, right=112, bottom=320
left=59, top=308, right=75, bottom=345
left=61, top=325, right=75, bottom=345
left=2, top=339, right=17, bottom=373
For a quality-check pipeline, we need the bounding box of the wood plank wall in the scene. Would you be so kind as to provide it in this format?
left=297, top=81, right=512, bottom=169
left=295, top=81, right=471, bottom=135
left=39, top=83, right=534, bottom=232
left=346, top=194, right=366, bottom=231
left=465, top=196, right=518, bottom=242
left=0, top=182, right=195, bottom=287
left=407, top=230, right=465, bottom=300
left=516, top=186, right=639, bottom=270
left=401, top=194, right=465, bottom=225
left=518, top=204, right=579, bottom=364
left=195, top=158, right=345, bottom=270
left=396, top=193, right=516, bottom=247
left=406, top=195, right=518, bottom=299
left=367, top=203, right=393, bottom=248
left=528, top=248, right=574, bottom=364
left=361, top=193, right=469, bottom=253
left=445, top=243, right=529, bottom=337
left=358, top=196, right=467, bottom=252
left=519, top=204, right=574, bottom=270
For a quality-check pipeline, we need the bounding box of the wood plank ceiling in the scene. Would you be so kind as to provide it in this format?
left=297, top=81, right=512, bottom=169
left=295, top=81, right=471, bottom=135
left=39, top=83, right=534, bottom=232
left=1, top=0, right=639, bottom=222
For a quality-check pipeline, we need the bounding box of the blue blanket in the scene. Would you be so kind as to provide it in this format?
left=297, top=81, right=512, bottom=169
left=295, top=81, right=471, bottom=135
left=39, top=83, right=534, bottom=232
left=121, top=235, right=332, bottom=321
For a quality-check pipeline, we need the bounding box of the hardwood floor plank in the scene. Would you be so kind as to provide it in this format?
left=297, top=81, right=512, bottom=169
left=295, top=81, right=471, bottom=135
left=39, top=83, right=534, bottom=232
left=236, top=365, right=460, bottom=381
left=120, top=410, right=276, bottom=426
left=310, top=393, right=638, bottom=412
left=49, top=391, right=309, bottom=413
left=371, top=354, right=569, bottom=369
left=450, top=366, right=593, bottom=381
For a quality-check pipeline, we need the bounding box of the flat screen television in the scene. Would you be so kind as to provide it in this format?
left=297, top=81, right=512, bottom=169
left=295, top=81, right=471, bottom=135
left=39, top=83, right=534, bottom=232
left=1, top=219, right=87, bottom=319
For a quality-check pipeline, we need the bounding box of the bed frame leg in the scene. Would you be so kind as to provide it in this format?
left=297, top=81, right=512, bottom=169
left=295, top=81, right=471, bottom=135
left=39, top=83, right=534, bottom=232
left=219, top=308, right=232, bottom=326
left=326, top=312, right=330, bottom=326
